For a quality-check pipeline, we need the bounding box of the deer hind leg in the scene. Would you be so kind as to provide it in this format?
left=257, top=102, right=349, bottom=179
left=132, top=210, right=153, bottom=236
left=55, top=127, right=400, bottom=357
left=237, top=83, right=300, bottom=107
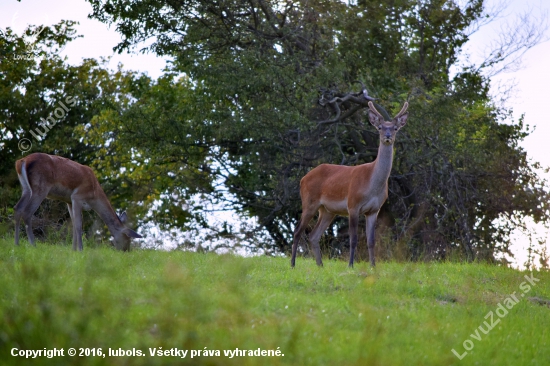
left=16, top=190, right=48, bottom=246
left=14, top=191, right=32, bottom=246
left=365, top=213, right=377, bottom=267
left=308, top=207, right=335, bottom=267
left=348, top=212, right=360, bottom=268
left=291, top=207, right=318, bottom=267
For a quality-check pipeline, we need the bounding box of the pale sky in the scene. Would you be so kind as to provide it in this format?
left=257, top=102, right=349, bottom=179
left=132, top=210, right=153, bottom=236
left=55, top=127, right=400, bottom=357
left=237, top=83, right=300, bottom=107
left=1, top=0, right=549, bottom=267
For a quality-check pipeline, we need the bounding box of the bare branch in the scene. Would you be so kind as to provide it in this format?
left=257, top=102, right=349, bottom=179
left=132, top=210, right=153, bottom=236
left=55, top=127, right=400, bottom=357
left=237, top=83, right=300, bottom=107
left=316, top=83, right=380, bottom=125
left=464, top=0, right=511, bottom=37
left=475, top=6, right=549, bottom=77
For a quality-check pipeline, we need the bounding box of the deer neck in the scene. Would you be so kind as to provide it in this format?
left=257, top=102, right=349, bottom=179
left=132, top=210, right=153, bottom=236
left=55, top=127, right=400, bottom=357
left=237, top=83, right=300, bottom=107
left=91, top=192, right=124, bottom=236
left=371, top=141, right=394, bottom=187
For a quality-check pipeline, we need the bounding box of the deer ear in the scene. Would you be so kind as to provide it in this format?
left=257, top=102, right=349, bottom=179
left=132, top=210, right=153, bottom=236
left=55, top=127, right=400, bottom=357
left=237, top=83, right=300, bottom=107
left=393, top=112, right=408, bottom=128
left=368, top=109, right=384, bottom=127
left=124, top=228, right=142, bottom=239
left=118, top=211, right=128, bottom=223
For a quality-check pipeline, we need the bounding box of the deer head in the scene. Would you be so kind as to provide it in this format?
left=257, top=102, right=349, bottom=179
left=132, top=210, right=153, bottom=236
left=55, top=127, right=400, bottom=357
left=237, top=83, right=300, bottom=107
left=368, top=101, right=409, bottom=145
left=113, top=211, right=142, bottom=251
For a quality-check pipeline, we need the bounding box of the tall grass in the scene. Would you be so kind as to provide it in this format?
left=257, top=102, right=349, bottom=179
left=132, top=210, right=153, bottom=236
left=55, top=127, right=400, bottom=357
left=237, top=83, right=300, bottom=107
left=0, top=237, right=549, bottom=365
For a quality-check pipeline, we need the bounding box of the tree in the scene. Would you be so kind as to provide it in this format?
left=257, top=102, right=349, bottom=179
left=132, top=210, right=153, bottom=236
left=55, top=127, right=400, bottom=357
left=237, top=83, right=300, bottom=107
left=83, top=0, right=549, bottom=261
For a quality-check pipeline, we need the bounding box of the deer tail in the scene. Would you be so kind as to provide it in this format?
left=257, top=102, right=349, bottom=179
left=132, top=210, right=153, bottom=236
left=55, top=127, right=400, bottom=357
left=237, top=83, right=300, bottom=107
left=16, top=160, right=32, bottom=197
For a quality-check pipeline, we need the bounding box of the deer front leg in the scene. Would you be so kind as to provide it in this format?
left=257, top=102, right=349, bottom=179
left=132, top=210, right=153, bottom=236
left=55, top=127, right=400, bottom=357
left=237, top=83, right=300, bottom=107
left=67, top=203, right=77, bottom=248
left=348, top=213, right=359, bottom=268
left=366, top=213, right=377, bottom=267
left=69, top=201, right=84, bottom=251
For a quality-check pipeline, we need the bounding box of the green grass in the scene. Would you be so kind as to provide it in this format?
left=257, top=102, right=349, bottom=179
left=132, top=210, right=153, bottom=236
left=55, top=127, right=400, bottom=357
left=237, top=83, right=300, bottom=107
left=0, top=237, right=549, bottom=365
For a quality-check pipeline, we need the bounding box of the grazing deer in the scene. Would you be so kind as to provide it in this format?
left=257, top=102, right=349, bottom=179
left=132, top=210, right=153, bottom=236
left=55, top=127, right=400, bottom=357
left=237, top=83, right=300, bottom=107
left=14, top=153, right=142, bottom=251
left=291, top=101, right=409, bottom=267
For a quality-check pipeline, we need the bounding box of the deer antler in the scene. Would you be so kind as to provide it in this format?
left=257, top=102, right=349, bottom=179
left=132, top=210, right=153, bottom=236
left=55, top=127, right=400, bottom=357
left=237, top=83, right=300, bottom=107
left=368, top=101, right=384, bottom=119
left=395, top=102, right=409, bottom=118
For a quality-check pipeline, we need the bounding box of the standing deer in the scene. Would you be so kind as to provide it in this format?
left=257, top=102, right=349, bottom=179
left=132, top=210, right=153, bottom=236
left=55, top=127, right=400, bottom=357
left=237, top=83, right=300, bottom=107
left=291, top=101, right=409, bottom=267
left=14, top=152, right=142, bottom=251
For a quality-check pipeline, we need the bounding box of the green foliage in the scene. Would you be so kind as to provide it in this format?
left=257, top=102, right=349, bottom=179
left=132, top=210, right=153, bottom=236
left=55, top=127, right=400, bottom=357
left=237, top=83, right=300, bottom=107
left=79, top=73, right=218, bottom=229
left=0, top=242, right=549, bottom=365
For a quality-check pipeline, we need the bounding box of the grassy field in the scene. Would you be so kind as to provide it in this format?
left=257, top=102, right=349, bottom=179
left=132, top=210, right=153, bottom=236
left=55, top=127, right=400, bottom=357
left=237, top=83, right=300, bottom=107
left=0, top=237, right=549, bottom=365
